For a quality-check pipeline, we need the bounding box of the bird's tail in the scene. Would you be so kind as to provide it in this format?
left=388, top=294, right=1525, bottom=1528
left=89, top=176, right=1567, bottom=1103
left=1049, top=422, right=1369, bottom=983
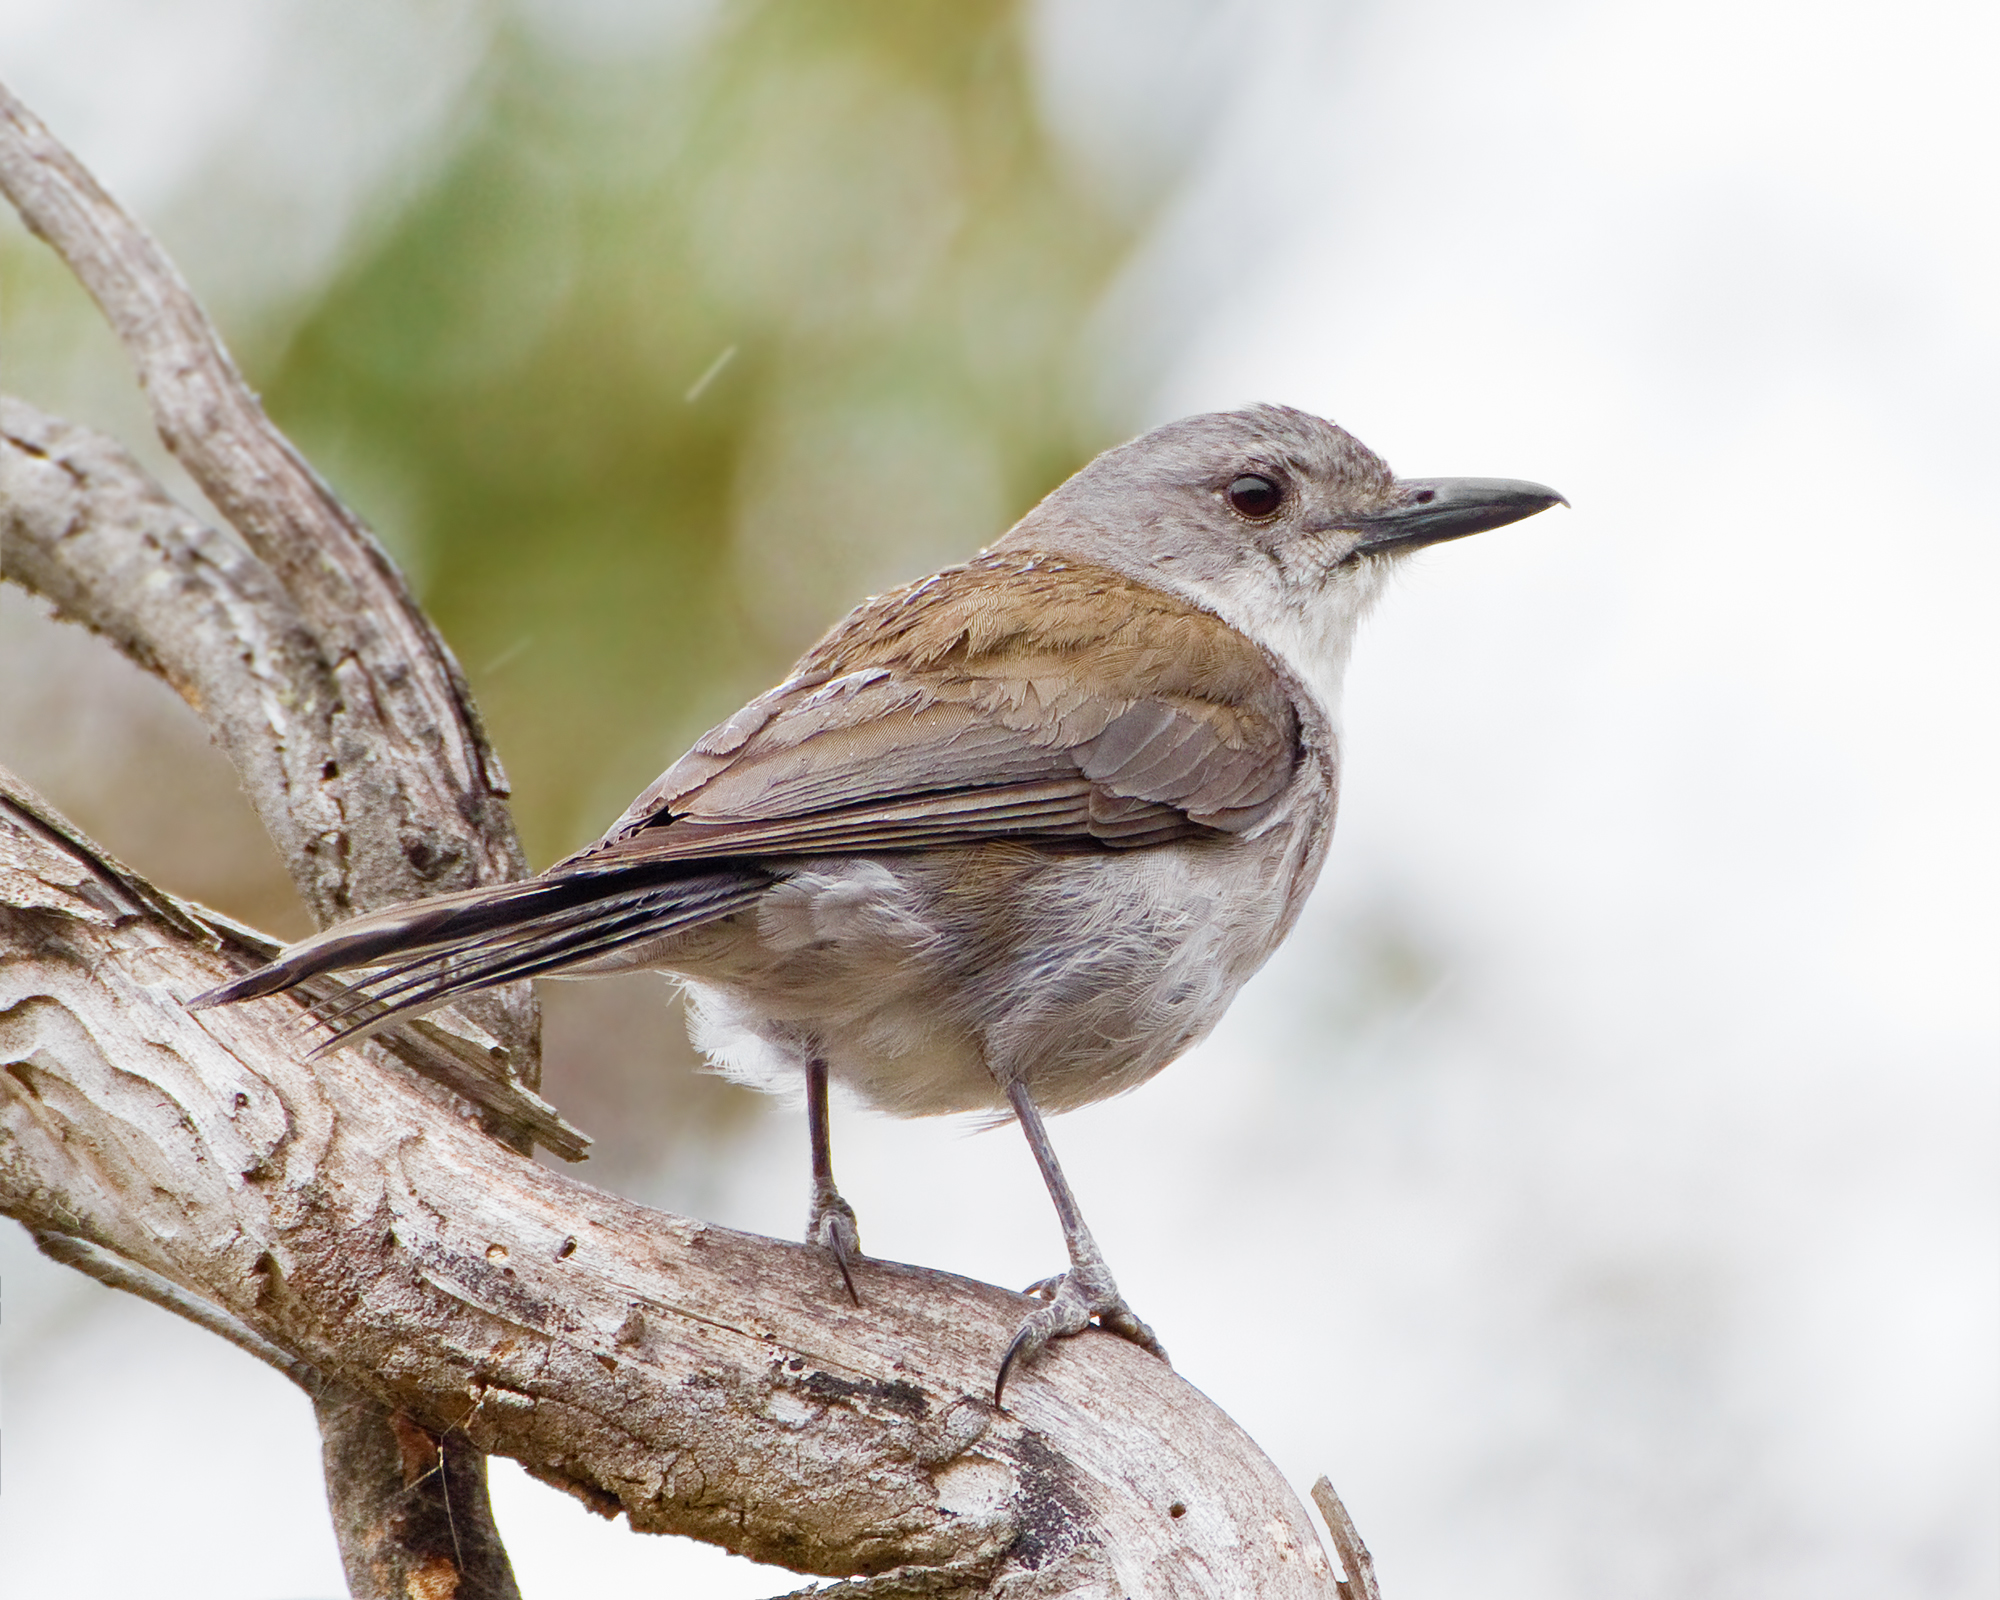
left=189, top=860, right=771, bottom=1049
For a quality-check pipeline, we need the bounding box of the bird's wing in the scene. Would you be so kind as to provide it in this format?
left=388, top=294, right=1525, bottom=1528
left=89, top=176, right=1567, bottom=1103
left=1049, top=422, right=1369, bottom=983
left=569, top=552, right=1301, bottom=869
left=189, top=555, right=1302, bottom=1034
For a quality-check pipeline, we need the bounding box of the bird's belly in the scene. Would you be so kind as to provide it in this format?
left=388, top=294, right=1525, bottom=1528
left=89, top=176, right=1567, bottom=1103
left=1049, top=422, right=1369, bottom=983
left=665, top=832, right=1306, bottom=1118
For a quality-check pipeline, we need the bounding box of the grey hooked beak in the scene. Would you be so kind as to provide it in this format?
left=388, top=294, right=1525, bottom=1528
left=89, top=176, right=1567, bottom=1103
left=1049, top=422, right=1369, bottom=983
left=1349, top=477, right=1568, bottom=554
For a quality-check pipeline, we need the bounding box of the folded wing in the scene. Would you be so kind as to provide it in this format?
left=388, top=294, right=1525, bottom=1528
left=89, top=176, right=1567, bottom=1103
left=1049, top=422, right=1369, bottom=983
left=193, top=554, right=1301, bottom=1042
left=582, top=551, right=1298, bottom=862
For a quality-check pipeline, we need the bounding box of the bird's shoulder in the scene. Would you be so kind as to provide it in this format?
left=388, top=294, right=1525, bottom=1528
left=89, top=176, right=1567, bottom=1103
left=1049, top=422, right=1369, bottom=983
left=800, top=551, right=1285, bottom=712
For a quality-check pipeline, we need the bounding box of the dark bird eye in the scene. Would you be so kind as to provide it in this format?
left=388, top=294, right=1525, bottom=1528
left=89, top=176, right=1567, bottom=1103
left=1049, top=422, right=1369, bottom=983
left=1226, top=474, right=1282, bottom=518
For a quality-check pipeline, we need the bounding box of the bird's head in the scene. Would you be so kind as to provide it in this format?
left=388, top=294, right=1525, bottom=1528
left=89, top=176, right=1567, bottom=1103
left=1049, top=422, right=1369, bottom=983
left=993, top=403, right=1566, bottom=707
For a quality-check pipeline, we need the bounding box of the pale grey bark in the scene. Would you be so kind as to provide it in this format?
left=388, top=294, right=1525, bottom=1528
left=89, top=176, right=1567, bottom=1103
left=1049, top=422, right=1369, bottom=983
left=0, top=769, right=1340, bottom=1595
left=0, top=81, right=526, bottom=942
left=0, top=71, right=534, bottom=1599
left=0, top=398, right=583, bottom=1158
left=1312, top=1477, right=1383, bottom=1600
left=0, top=72, right=1360, bottom=1598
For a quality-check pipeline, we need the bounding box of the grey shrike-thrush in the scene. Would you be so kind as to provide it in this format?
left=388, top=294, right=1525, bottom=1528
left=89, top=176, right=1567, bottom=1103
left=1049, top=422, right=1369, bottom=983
left=194, top=404, right=1565, bottom=1400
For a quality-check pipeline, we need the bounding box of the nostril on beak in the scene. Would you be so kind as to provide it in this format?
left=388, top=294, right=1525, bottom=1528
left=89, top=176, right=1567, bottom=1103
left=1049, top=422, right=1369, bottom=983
left=1411, top=488, right=1437, bottom=504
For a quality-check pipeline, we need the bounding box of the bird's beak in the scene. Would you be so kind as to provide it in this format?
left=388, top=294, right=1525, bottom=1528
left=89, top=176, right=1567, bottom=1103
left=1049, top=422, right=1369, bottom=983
left=1349, top=477, right=1568, bottom=555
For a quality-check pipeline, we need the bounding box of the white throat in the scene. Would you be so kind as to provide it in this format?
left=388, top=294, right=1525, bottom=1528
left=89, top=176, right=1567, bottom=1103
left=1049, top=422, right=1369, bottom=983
left=1170, top=557, right=1394, bottom=723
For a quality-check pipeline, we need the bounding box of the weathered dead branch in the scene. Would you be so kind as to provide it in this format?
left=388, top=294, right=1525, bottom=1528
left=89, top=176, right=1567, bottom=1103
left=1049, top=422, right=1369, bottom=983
left=0, top=71, right=534, bottom=1595
left=0, top=80, right=524, bottom=934
left=0, top=70, right=1360, bottom=1598
left=0, top=769, right=1339, bottom=1594
left=0, top=397, right=583, bottom=1157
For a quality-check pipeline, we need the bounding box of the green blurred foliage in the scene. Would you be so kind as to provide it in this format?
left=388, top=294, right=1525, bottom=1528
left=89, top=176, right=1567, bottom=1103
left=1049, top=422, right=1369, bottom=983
left=267, top=0, right=1150, bottom=867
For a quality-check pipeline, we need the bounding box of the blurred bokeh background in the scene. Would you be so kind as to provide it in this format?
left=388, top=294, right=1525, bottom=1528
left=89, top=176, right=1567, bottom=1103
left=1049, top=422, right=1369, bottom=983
left=1, top=1, right=1993, bottom=1597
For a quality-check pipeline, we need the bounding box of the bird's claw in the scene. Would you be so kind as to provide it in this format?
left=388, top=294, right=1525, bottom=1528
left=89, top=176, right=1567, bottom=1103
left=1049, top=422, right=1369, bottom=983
left=807, top=1188, right=862, bottom=1305
left=995, top=1259, right=1167, bottom=1406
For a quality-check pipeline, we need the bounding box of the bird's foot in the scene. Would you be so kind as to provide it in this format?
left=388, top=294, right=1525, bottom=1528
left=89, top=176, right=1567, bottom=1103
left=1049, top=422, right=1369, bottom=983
left=806, top=1185, right=862, bottom=1305
left=997, top=1255, right=1167, bottom=1406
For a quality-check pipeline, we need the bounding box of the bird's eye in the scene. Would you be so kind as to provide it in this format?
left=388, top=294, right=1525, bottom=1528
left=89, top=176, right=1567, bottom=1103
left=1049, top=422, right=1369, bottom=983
left=1226, top=474, right=1282, bottom=518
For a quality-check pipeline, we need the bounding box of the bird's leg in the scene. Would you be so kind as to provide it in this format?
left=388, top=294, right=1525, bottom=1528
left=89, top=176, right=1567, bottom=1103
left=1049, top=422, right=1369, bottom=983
left=805, top=1054, right=861, bottom=1304
left=996, top=1080, right=1168, bottom=1405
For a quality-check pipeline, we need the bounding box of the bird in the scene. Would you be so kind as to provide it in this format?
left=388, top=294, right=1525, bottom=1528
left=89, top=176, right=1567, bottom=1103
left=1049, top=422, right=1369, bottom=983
left=192, top=403, right=1564, bottom=1401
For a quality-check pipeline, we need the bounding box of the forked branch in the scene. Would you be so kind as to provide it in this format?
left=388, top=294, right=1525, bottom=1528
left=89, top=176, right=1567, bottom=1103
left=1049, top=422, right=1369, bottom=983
left=0, top=75, right=1359, bottom=1597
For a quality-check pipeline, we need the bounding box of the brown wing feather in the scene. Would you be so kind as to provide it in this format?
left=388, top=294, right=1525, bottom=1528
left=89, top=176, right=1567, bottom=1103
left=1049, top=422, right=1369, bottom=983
left=570, top=554, right=1299, bottom=868
left=194, top=557, right=1302, bottom=1028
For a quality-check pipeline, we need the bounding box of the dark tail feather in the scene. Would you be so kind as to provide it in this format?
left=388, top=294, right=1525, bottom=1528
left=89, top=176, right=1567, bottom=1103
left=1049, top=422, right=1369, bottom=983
left=189, top=863, right=771, bottom=1023
left=307, top=876, right=768, bottom=1049
left=303, top=885, right=697, bottom=1026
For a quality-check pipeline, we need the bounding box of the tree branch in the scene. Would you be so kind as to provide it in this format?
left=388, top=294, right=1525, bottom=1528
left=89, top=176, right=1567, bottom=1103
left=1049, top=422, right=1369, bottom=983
left=0, top=74, right=535, bottom=1102
left=315, top=1385, right=526, bottom=1600
left=0, top=396, right=585, bottom=1158
left=32, top=1226, right=321, bottom=1386
left=1312, top=1476, right=1383, bottom=1600
left=0, top=80, right=525, bottom=930
left=0, top=72, right=1367, bottom=1598
left=0, top=395, right=350, bottom=918
left=0, top=74, right=545, bottom=1594
left=0, top=767, right=1342, bottom=1595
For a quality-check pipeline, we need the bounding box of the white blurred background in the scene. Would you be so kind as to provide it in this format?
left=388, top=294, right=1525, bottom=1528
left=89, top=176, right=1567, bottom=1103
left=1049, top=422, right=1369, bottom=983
left=2, top=2, right=1994, bottom=1597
